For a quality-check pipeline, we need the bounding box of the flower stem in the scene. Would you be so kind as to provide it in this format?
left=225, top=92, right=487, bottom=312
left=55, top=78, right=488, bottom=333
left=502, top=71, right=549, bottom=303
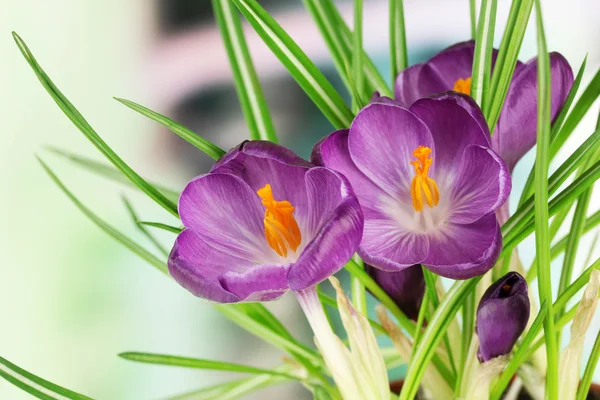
left=350, top=255, right=368, bottom=316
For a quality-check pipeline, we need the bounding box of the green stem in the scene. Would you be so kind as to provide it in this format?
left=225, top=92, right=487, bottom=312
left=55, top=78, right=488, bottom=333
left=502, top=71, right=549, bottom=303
left=389, top=0, right=408, bottom=81
left=352, top=0, right=364, bottom=112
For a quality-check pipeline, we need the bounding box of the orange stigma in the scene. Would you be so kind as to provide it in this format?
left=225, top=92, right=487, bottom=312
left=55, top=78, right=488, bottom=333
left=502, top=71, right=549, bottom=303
left=257, top=184, right=302, bottom=258
left=410, top=146, right=440, bottom=212
left=453, top=77, right=472, bottom=96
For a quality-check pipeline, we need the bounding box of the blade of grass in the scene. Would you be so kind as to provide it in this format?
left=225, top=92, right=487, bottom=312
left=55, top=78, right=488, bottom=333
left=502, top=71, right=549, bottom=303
left=398, top=277, right=480, bottom=400
left=532, top=4, right=558, bottom=394
left=231, top=0, right=354, bottom=129
left=352, top=0, right=364, bottom=112
left=119, top=352, right=297, bottom=379
left=122, top=196, right=169, bottom=257
left=114, top=98, right=226, bottom=159
left=469, top=0, right=477, bottom=38
left=350, top=255, right=368, bottom=316
left=390, top=0, right=408, bottom=81
left=485, top=0, right=534, bottom=129
left=46, top=147, right=180, bottom=204
left=456, top=291, right=475, bottom=393
left=470, top=0, right=497, bottom=109
left=0, top=356, right=92, bottom=400
left=518, top=59, right=591, bottom=204
left=13, top=33, right=179, bottom=217
left=38, top=157, right=168, bottom=275
left=138, top=221, right=183, bottom=234
left=576, top=330, right=600, bottom=400
left=489, top=300, right=549, bottom=400
left=212, top=0, right=277, bottom=142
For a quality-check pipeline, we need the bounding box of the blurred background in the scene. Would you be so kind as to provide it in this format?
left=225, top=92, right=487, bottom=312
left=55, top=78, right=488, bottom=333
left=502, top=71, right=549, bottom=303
left=1, top=0, right=599, bottom=398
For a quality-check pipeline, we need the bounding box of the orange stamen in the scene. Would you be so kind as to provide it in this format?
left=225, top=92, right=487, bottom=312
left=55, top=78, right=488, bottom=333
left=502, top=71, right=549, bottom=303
left=257, top=184, right=302, bottom=258
left=453, top=77, right=472, bottom=96
left=410, top=146, right=440, bottom=212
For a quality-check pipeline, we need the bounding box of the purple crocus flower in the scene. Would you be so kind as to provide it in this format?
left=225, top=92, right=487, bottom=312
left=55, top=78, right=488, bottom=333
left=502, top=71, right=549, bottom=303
left=394, top=40, right=574, bottom=174
left=168, top=140, right=363, bottom=303
left=312, top=92, right=511, bottom=279
left=365, top=264, right=425, bottom=320
left=476, top=272, right=530, bottom=362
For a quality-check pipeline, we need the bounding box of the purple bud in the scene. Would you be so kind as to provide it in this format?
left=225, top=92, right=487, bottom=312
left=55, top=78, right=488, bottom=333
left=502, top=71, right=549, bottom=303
left=366, top=264, right=425, bottom=320
left=476, top=272, right=530, bottom=362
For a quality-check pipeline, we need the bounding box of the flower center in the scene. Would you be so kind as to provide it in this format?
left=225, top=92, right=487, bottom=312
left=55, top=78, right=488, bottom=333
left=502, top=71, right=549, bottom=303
left=453, top=77, right=472, bottom=95
left=410, top=146, right=439, bottom=212
left=257, top=184, right=302, bottom=258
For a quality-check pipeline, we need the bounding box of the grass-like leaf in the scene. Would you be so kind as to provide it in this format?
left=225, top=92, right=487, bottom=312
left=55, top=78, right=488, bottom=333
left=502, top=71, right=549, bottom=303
left=485, top=0, right=533, bottom=129
left=535, top=6, right=561, bottom=388
left=114, top=98, right=226, bottom=159
left=0, top=355, right=92, bottom=400
left=38, top=157, right=168, bottom=275
left=389, top=0, right=408, bottom=80
left=231, top=0, right=354, bottom=129
left=46, top=147, right=180, bottom=204
left=489, top=300, right=549, bottom=400
left=469, top=0, right=477, bottom=38
left=576, top=330, right=600, bottom=400
left=352, top=0, right=365, bottom=112
left=212, top=0, right=277, bottom=142
left=119, top=352, right=297, bottom=379
left=122, top=196, right=169, bottom=257
left=518, top=59, right=591, bottom=204
left=470, top=0, right=497, bottom=109
left=13, top=32, right=179, bottom=217
left=398, top=278, right=479, bottom=400
left=138, top=221, right=183, bottom=234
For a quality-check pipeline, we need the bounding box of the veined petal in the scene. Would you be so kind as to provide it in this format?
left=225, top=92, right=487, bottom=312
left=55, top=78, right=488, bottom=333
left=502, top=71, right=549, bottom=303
left=219, top=264, right=289, bottom=302
left=288, top=168, right=363, bottom=290
left=179, top=173, right=271, bottom=262
left=349, top=102, right=434, bottom=200
left=410, top=94, right=491, bottom=174
left=169, top=229, right=246, bottom=303
left=211, top=140, right=311, bottom=221
left=424, top=214, right=501, bottom=279
left=494, top=52, right=574, bottom=171
left=449, top=145, right=511, bottom=224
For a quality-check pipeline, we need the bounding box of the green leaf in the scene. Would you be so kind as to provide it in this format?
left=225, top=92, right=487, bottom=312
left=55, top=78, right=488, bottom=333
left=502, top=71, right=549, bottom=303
left=13, top=32, right=179, bottom=217
left=137, top=221, right=183, bottom=234
left=351, top=0, right=365, bottom=112
left=168, top=371, right=289, bottom=400
left=46, top=147, right=181, bottom=204
left=469, top=0, right=477, bottom=38
left=553, top=257, right=600, bottom=313
left=398, top=278, right=479, bottom=400
left=212, top=0, right=278, bottom=142
left=119, top=352, right=297, bottom=379
left=470, top=0, right=497, bottom=109
left=38, top=157, right=168, bottom=275
left=231, top=0, right=354, bottom=129
left=502, top=126, right=600, bottom=245
left=532, top=5, right=558, bottom=394
left=0, top=355, right=92, bottom=400
left=389, top=0, right=408, bottom=80
left=485, top=0, right=533, bottom=129
left=122, top=196, right=169, bottom=257
left=114, top=98, right=226, bottom=159
left=518, top=57, right=589, bottom=204
left=490, top=300, right=549, bottom=400
left=576, top=329, right=600, bottom=400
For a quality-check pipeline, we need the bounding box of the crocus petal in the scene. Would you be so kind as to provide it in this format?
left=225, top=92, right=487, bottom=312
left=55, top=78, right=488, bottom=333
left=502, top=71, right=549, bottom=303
left=359, top=215, right=430, bottom=271
left=366, top=264, right=425, bottom=320
left=395, top=41, right=477, bottom=107
left=179, top=173, right=271, bottom=262
left=311, top=129, right=393, bottom=216
left=349, top=102, right=434, bottom=199
left=477, top=272, right=530, bottom=362
left=211, top=140, right=311, bottom=220
left=410, top=94, right=491, bottom=174
left=288, top=168, right=363, bottom=290
left=449, top=145, right=511, bottom=224
left=494, top=52, right=574, bottom=171
left=168, top=229, right=245, bottom=303
left=423, top=214, right=502, bottom=279
left=219, top=264, right=289, bottom=302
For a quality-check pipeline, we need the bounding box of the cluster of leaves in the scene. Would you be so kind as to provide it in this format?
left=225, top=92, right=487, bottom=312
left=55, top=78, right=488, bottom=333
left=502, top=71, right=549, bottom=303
left=5, top=0, right=600, bottom=398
